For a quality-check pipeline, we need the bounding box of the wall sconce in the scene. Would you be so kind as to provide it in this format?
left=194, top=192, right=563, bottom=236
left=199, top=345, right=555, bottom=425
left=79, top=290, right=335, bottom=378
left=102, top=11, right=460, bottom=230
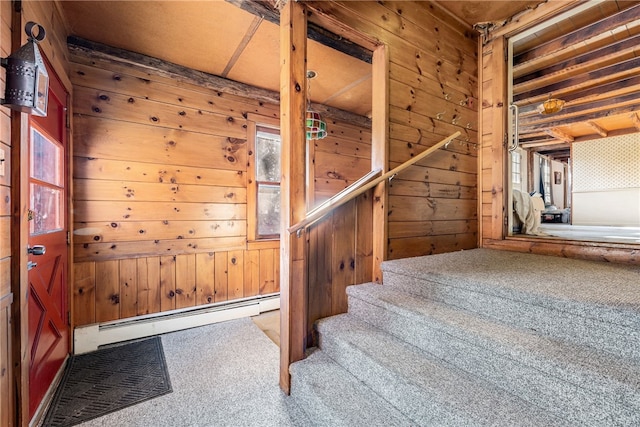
left=1, top=22, right=49, bottom=117
left=305, top=70, right=327, bottom=140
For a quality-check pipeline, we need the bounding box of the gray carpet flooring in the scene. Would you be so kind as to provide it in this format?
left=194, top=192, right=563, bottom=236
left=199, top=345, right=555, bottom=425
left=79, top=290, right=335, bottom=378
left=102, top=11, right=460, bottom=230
left=78, top=317, right=306, bottom=427
left=290, top=248, right=640, bottom=426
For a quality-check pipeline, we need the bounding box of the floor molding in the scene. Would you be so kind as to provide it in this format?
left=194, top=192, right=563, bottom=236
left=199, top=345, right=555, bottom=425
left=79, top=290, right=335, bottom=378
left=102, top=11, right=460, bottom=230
left=74, top=295, right=280, bottom=354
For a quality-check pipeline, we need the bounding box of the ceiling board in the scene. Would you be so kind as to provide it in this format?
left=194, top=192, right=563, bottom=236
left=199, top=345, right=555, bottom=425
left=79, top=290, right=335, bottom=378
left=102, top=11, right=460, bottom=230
left=434, top=0, right=545, bottom=27
left=225, top=21, right=280, bottom=93
left=61, top=1, right=255, bottom=77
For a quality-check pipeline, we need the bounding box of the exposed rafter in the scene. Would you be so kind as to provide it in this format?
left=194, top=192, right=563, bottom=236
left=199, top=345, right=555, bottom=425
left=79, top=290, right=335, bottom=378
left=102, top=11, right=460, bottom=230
left=545, top=128, right=574, bottom=143
left=520, top=104, right=640, bottom=134
left=521, top=139, right=570, bottom=148
left=225, top=0, right=373, bottom=63
left=519, top=91, right=640, bottom=126
left=514, top=3, right=640, bottom=66
left=632, top=113, right=640, bottom=132
left=586, top=121, right=608, bottom=138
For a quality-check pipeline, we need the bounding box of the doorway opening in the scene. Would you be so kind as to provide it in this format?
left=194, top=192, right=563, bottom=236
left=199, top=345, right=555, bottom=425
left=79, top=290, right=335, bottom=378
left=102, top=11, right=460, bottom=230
left=507, top=0, right=640, bottom=245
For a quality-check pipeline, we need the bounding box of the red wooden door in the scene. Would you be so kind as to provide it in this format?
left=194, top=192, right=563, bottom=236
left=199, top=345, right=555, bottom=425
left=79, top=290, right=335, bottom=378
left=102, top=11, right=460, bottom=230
left=27, top=60, right=69, bottom=419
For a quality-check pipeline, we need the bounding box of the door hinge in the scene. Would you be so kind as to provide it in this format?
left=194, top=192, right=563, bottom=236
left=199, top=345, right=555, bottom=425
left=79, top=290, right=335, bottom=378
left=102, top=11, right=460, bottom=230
left=67, top=231, right=71, bottom=245
left=67, top=311, right=71, bottom=326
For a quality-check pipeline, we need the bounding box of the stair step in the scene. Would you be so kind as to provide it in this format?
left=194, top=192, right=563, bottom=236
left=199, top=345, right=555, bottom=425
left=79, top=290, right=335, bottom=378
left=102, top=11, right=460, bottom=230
left=381, top=249, right=640, bottom=360
left=289, top=350, right=412, bottom=427
left=347, top=284, right=640, bottom=426
left=317, top=314, right=572, bottom=427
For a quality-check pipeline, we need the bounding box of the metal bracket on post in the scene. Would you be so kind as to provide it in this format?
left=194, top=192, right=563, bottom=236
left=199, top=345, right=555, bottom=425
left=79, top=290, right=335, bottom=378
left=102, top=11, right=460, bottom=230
left=296, top=229, right=303, bottom=238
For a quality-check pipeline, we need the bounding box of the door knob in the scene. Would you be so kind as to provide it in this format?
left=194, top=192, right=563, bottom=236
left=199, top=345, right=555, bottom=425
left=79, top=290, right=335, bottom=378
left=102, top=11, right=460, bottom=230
left=28, top=245, right=46, bottom=256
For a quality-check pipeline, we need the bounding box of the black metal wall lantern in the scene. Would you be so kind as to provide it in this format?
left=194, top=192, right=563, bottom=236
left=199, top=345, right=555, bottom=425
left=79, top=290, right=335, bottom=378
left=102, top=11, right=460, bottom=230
left=1, top=22, right=49, bottom=117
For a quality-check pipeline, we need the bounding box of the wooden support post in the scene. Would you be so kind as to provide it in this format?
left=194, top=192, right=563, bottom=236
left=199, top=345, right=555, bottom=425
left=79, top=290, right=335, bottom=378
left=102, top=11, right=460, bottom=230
left=371, top=45, right=388, bottom=283
left=279, top=0, right=308, bottom=394
left=490, top=36, right=507, bottom=240
left=10, top=3, right=30, bottom=423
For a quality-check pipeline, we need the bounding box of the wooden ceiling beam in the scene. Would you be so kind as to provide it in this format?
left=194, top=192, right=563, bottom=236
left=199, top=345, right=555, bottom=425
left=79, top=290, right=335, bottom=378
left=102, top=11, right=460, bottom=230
left=538, top=148, right=570, bottom=159
left=585, top=121, right=608, bottom=138
left=514, top=2, right=640, bottom=66
left=221, top=15, right=263, bottom=78
left=519, top=91, right=640, bottom=126
left=514, top=55, right=640, bottom=103
left=632, top=113, right=640, bottom=132
left=521, top=139, right=569, bottom=148
left=516, top=75, right=640, bottom=114
left=513, top=33, right=640, bottom=89
left=225, top=0, right=373, bottom=63
left=544, top=128, right=574, bottom=143
left=519, top=135, right=554, bottom=144
left=520, top=102, right=640, bottom=133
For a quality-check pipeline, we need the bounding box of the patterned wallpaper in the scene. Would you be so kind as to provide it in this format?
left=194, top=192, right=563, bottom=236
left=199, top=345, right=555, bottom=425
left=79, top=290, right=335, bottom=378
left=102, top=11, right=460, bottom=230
left=572, top=133, right=640, bottom=192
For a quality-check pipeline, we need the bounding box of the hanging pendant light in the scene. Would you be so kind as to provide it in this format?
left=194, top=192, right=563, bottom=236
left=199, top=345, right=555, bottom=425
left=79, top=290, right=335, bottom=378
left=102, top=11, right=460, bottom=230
left=305, top=70, right=327, bottom=140
left=537, top=94, right=565, bottom=115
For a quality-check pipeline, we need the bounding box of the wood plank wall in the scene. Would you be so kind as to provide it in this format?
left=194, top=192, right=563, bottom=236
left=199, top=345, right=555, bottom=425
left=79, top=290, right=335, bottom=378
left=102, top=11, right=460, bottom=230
left=310, top=1, right=480, bottom=261
left=311, top=120, right=372, bottom=206
left=306, top=194, right=372, bottom=343
left=69, top=51, right=373, bottom=326
left=70, top=56, right=279, bottom=326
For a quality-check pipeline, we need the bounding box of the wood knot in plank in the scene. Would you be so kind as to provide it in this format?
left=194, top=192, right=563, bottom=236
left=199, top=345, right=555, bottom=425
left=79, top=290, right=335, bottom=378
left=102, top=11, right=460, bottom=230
left=109, top=294, right=120, bottom=304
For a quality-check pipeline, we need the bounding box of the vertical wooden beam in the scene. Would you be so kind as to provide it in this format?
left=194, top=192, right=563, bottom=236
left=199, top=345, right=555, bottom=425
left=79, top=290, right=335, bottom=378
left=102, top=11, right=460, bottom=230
left=10, top=110, right=28, bottom=426
left=279, top=0, right=307, bottom=394
left=490, top=36, right=507, bottom=240
left=476, top=35, right=484, bottom=245
left=9, top=2, right=30, bottom=422
left=371, top=44, right=388, bottom=283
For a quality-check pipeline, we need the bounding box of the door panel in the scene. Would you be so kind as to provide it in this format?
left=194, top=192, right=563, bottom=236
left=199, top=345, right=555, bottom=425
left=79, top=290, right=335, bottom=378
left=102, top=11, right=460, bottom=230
left=27, top=60, right=68, bottom=419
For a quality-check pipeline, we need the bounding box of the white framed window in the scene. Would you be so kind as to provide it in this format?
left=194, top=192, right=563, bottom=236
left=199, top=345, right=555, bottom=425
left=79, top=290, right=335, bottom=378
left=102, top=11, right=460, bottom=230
left=247, top=118, right=281, bottom=241
left=542, top=156, right=551, bottom=205
left=511, top=151, right=521, bottom=185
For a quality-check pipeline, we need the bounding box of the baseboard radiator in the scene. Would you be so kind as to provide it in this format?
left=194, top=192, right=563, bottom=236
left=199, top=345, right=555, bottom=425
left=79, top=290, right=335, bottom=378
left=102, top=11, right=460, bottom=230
left=74, top=294, right=280, bottom=354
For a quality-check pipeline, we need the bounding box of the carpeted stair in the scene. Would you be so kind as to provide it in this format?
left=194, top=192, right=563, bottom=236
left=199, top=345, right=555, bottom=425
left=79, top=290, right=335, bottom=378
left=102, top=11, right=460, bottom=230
left=289, top=248, right=640, bottom=426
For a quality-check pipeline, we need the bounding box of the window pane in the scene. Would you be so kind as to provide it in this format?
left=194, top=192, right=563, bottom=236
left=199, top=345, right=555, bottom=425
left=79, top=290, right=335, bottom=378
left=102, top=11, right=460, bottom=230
left=30, top=183, right=63, bottom=235
left=31, top=129, right=62, bottom=186
left=256, top=131, right=281, bottom=183
left=258, top=184, right=280, bottom=237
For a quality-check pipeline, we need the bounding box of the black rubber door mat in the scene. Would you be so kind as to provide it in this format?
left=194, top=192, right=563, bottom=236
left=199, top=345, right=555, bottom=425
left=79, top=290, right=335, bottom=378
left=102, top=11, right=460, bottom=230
left=43, top=336, right=172, bottom=426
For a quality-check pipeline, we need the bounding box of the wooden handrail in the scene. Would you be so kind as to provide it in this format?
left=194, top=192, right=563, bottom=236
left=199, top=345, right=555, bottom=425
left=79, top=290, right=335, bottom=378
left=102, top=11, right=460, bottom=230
left=289, top=131, right=461, bottom=234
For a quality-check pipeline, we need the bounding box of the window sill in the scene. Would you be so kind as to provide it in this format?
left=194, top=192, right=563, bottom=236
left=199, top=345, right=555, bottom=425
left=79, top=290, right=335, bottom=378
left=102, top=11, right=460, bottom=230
left=247, top=239, right=280, bottom=250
